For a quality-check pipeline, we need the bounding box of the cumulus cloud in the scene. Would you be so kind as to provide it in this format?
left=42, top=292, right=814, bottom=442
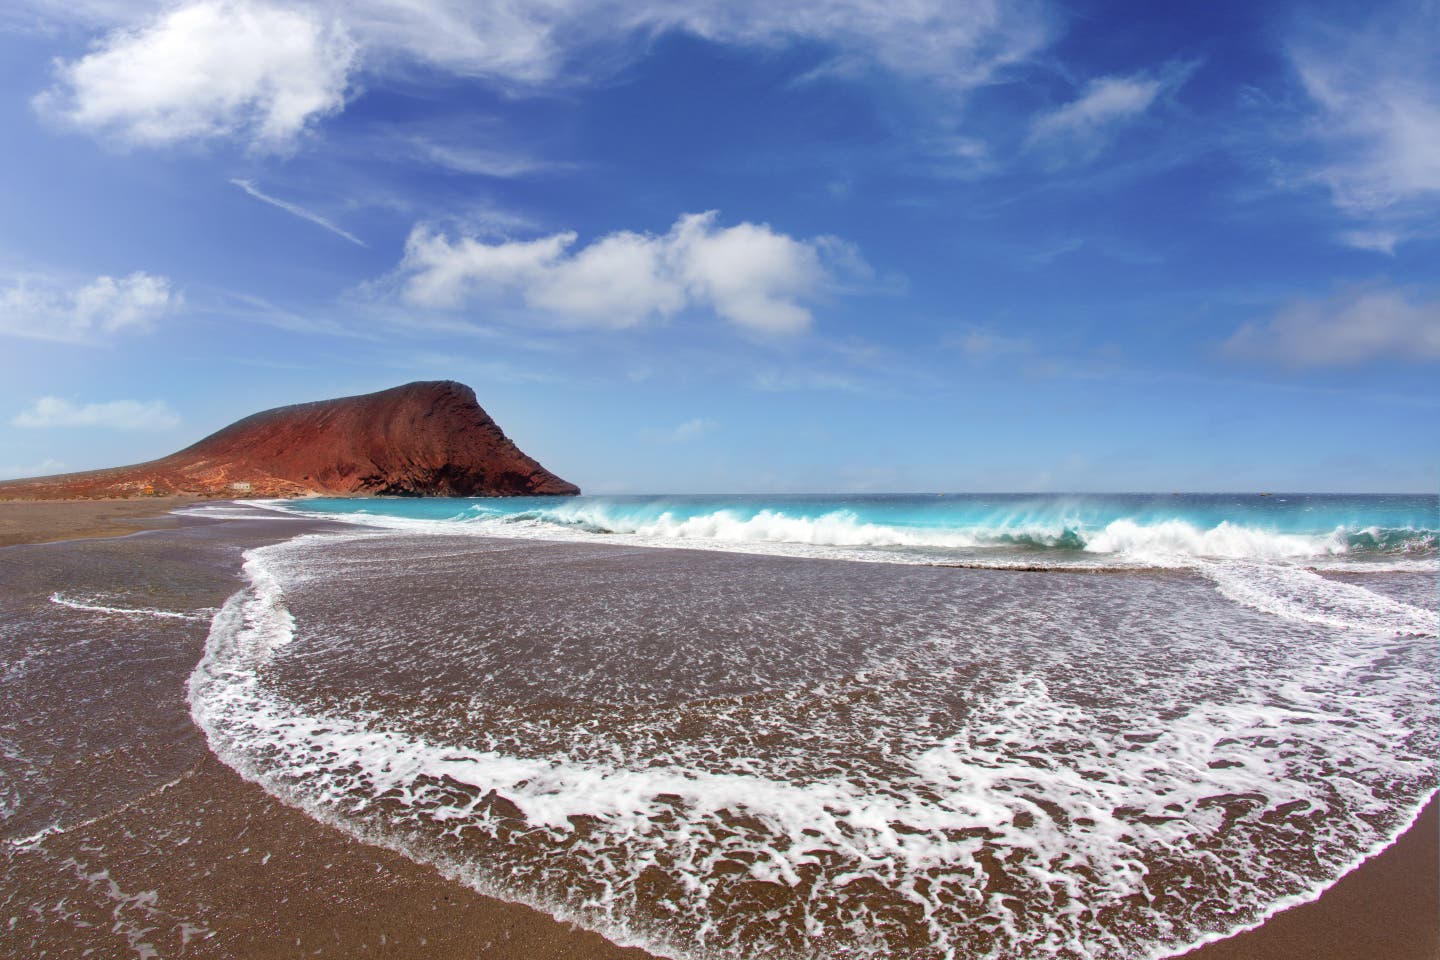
left=36, top=0, right=356, bottom=149
left=0, top=271, right=180, bottom=342
left=1028, top=64, right=1189, bottom=159
left=1225, top=287, right=1440, bottom=367
left=398, top=211, right=853, bottom=334
left=1285, top=8, right=1440, bottom=248
left=13, top=397, right=181, bottom=430
left=32, top=0, right=1051, bottom=147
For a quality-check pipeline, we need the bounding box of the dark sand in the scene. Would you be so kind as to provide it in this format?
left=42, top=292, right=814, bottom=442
left=1181, top=796, right=1438, bottom=960
left=1, top=499, right=1434, bottom=959
left=0, top=495, right=200, bottom=547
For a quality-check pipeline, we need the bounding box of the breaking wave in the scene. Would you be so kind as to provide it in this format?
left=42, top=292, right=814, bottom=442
left=268, top=496, right=1439, bottom=571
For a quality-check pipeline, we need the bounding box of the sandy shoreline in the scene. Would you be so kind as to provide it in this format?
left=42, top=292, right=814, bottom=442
left=2, top=498, right=1435, bottom=959
left=0, top=494, right=202, bottom=547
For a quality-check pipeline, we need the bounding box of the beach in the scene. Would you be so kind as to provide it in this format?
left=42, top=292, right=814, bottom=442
left=1, top=499, right=1434, bottom=959
left=1, top=501, right=646, bottom=960
left=0, top=496, right=199, bottom=548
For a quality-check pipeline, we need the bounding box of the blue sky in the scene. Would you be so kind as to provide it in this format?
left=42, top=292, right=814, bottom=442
left=0, top=0, right=1436, bottom=493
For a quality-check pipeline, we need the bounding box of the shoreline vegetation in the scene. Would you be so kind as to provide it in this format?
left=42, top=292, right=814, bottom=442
left=2, top=497, right=1435, bottom=959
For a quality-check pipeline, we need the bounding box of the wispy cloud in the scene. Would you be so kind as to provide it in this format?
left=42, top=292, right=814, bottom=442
left=0, top=271, right=180, bottom=343
left=751, top=368, right=866, bottom=392
left=641, top=417, right=718, bottom=444
left=1225, top=285, right=1440, bottom=366
left=1027, top=63, right=1192, bottom=162
left=411, top=139, right=573, bottom=179
left=348, top=114, right=575, bottom=180
left=1286, top=5, right=1440, bottom=247
left=214, top=289, right=373, bottom=338
left=337, top=0, right=1055, bottom=93
left=1336, top=228, right=1408, bottom=255
left=397, top=210, right=862, bottom=335
left=946, top=326, right=1033, bottom=362
left=231, top=178, right=366, bottom=246
left=12, top=397, right=181, bottom=430
left=652, top=1, right=1054, bottom=91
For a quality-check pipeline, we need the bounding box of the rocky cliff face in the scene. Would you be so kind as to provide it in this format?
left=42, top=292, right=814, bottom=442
left=0, top=381, right=579, bottom=499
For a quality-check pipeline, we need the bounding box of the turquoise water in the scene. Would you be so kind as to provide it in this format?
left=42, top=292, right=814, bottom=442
left=278, top=493, right=1439, bottom=567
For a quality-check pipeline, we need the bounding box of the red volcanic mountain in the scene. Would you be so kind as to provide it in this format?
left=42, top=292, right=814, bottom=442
left=0, top=381, right=579, bottom=499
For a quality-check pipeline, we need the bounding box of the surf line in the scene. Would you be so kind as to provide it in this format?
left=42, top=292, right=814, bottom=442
left=8, top=765, right=203, bottom=852
left=49, top=592, right=215, bottom=622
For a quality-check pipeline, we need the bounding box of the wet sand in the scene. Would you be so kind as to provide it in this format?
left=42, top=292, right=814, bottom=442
left=1, top=500, right=1434, bottom=959
left=1, top=503, right=645, bottom=960
left=0, top=495, right=201, bottom=547
left=1181, top=795, right=1438, bottom=960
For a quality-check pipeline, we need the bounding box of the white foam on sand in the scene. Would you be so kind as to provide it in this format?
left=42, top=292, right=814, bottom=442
left=1196, top=560, right=1437, bottom=635
left=49, top=592, right=214, bottom=622
left=187, top=531, right=1438, bottom=960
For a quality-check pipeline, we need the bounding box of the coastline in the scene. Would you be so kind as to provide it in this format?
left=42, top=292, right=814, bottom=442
left=1, top=499, right=647, bottom=960
left=1179, top=794, right=1438, bottom=960
left=1, top=498, right=1434, bottom=959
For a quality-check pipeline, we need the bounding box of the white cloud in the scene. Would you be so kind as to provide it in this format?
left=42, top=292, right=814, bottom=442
left=670, top=214, right=828, bottom=334
left=412, top=139, right=568, bottom=178
left=1337, top=228, right=1407, bottom=255
left=36, top=0, right=356, bottom=149
left=231, top=178, right=366, bottom=246
left=32, top=0, right=1051, bottom=147
left=13, top=397, right=181, bottom=430
left=0, top=271, right=180, bottom=343
left=0, top=458, right=67, bottom=480
left=398, top=211, right=851, bottom=334
left=1286, top=9, right=1440, bottom=248
left=331, top=0, right=1053, bottom=90
left=1028, top=65, right=1188, bottom=159
left=642, top=0, right=1052, bottom=90
left=1225, top=287, right=1440, bottom=367
left=401, top=229, right=577, bottom=310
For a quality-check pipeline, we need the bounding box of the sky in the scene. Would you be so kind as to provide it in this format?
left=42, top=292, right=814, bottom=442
left=0, top=0, right=1437, bottom=494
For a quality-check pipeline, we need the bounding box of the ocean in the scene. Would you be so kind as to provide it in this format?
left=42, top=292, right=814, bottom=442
left=184, top=493, right=1439, bottom=959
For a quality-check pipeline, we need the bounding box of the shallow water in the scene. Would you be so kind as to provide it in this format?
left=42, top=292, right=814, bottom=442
left=184, top=495, right=1438, bottom=960
left=278, top=493, right=1440, bottom=571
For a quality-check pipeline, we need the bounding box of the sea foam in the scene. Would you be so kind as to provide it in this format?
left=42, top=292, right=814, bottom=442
left=189, top=528, right=1438, bottom=960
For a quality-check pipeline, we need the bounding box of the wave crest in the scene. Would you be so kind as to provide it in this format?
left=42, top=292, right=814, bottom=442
left=457, top=505, right=1433, bottom=563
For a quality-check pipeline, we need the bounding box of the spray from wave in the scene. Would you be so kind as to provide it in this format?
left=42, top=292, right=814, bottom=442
left=269, top=496, right=1439, bottom=572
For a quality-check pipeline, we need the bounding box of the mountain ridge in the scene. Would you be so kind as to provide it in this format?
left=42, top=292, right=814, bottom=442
left=0, top=381, right=579, bottom=499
